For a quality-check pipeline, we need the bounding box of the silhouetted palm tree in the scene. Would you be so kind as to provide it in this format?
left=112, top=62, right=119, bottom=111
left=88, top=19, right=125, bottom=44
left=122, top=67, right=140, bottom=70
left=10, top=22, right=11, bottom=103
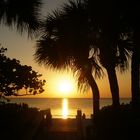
left=35, top=0, right=103, bottom=115
left=0, top=0, right=42, bottom=36
left=118, top=0, right=140, bottom=107
left=91, top=0, right=139, bottom=108
left=89, top=0, right=132, bottom=108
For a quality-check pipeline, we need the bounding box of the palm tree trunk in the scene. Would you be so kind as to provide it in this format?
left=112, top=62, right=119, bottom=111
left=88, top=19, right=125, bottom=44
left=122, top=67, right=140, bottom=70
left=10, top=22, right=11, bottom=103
left=85, top=71, right=100, bottom=115
left=106, top=67, right=120, bottom=108
left=131, top=47, right=140, bottom=108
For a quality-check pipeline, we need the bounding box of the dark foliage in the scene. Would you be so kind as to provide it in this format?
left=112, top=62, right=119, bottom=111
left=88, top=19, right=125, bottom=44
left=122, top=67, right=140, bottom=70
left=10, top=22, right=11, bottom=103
left=0, top=47, right=46, bottom=98
left=0, top=102, right=41, bottom=140
left=92, top=104, right=140, bottom=140
left=0, top=0, right=42, bottom=37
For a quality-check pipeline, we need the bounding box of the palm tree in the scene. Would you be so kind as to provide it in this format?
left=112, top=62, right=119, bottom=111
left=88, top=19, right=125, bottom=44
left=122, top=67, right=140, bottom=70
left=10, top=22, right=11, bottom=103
left=35, top=0, right=103, bottom=115
left=0, top=0, right=42, bottom=36
left=89, top=0, right=140, bottom=109
left=119, top=0, right=140, bottom=108
left=131, top=33, right=140, bottom=108
left=88, top=0, right=132, bottom=108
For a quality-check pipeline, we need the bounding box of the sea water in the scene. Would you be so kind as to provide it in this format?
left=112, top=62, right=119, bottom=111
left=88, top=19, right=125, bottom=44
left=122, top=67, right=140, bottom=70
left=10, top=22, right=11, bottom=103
left=9, top=98, right=130, bottom=118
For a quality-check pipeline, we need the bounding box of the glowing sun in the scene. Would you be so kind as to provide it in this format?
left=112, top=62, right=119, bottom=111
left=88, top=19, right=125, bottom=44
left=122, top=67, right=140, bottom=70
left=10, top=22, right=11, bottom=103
left=58, top=79, right=73, bottom=94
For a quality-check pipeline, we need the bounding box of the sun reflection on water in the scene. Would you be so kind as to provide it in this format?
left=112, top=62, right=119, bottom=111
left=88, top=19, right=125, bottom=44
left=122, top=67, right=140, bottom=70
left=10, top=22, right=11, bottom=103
left=62, top=98, right=68, bottom=119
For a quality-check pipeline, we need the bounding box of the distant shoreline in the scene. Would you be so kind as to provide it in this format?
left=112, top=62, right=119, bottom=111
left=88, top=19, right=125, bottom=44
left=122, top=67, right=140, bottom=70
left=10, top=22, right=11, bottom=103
left=5, top=98, right=131, bottom=119
left=8, top=97, right=131, bottom=99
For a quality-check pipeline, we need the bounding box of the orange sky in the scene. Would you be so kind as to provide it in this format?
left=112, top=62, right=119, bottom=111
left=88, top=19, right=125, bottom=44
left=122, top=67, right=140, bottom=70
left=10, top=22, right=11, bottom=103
left=0, top=25, right=131, bottom=98
left=0, top=0, right=131, bottom=99
left=27, top=67, right=131, bottom=98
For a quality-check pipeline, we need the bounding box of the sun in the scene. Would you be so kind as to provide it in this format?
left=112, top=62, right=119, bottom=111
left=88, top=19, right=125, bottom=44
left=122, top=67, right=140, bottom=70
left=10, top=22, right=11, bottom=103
left=58, top=79, right=73, bottom=94
left=45, top=70, right=78, bottom=98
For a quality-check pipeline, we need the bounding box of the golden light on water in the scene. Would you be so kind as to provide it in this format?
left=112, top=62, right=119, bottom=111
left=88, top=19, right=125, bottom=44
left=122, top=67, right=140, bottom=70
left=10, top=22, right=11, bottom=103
left=62, top=98, right=68, bottom=119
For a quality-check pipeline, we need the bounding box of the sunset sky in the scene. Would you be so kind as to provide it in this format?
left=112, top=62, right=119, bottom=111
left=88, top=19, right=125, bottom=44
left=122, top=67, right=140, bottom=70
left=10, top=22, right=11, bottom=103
left=0, top=0, right=131, bottom=98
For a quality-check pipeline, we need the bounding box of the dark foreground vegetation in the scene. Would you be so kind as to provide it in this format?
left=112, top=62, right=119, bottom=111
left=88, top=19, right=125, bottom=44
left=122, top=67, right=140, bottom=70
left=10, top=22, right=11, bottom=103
left=92, top=104, right=140, bottom=140
left=0, top=102, right=41, bottom=140
left=0, top=102, right=140, bottom=140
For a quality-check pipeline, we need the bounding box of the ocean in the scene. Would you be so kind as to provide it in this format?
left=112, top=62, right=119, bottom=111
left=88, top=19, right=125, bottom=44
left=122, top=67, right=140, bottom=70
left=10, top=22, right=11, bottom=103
left=9, top=98, right=130, bottom=118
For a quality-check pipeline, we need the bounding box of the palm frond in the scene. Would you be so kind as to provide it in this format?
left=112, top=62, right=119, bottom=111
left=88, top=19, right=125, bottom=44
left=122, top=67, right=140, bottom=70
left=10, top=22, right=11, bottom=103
left=0, top=0, right=42, bottom=37
left=35, top=35, right=73, bottom=69
left=116, top=42, right=132, bottom=72
left=35, top=0, right=103, bottom=93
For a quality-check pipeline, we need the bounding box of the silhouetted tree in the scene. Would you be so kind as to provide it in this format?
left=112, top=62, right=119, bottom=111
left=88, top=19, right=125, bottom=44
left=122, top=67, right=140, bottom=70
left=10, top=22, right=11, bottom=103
left=118, top=0, right=140, bottom=108
left=33, top=0, right=139, bottom=113
left=89, top=0, right=131, bottom=108
left=35, top=0, right=103, bottom=115
left=0, top=0, right=42, bottom=36
left=0, top=46, right=46, bottom=99
left=35, top=0, right=132, bottom=112
left=89, top=0, right=140, bottom=108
